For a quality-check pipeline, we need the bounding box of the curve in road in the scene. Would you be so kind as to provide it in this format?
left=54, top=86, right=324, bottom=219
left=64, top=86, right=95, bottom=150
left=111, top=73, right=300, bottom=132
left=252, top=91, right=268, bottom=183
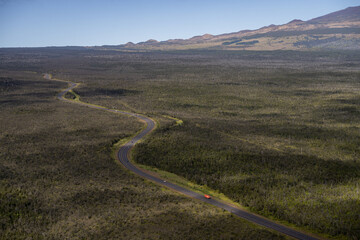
left=46, top=74, right=322, bottom=240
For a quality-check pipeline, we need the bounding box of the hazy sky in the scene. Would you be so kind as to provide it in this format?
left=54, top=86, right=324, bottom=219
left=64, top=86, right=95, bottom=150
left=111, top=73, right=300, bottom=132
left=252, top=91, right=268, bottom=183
left=0, top=0, right=358, bottom=47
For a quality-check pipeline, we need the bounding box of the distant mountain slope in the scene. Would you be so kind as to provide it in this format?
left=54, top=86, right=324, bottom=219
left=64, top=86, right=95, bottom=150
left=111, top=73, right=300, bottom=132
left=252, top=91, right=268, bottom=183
left=308, top=6, right=360, bottom=23
left=96, top=6, right=360, bottom=51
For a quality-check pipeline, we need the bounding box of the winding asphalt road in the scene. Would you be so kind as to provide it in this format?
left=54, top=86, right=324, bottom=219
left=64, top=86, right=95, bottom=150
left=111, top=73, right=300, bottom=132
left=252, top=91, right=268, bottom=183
left=47, top=74, right=321, bottom=240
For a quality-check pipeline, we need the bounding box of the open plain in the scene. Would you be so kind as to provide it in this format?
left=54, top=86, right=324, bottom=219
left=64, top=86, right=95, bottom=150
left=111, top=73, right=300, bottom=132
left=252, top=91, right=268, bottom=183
left=1, top=48, right=359, bottom=239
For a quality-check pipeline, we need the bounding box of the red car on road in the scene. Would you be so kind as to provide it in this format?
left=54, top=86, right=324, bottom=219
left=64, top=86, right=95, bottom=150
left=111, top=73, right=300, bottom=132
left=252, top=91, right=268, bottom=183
left=204, top=194, right=211, bottom=199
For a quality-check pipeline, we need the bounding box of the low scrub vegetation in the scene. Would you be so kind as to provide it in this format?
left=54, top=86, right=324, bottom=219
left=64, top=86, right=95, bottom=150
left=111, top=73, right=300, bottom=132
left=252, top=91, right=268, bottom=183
left=0, top=69, right=285, bottom=239
left=1, top=48, right=360, bottom=238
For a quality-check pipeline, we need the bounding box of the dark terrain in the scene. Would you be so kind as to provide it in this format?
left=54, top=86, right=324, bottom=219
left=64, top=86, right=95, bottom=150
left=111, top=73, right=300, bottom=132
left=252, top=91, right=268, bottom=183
left=0, top=50, right=289, bottom=239
left=1, top=48, right=359, bottom=239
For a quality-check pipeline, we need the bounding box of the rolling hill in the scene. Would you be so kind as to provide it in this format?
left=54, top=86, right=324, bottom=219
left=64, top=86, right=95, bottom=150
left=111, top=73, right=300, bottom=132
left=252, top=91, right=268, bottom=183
left=97, top=6, right=360, bottom=51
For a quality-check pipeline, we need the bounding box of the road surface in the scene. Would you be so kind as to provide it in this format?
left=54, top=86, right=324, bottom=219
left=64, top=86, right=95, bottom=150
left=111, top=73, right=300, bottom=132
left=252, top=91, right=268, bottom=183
left=46, top=74, right=322, bottom=240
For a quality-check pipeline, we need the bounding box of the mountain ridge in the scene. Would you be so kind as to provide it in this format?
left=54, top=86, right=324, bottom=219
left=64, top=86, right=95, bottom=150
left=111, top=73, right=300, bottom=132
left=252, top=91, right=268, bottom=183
left=96, top=6, right=360, bottom=51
